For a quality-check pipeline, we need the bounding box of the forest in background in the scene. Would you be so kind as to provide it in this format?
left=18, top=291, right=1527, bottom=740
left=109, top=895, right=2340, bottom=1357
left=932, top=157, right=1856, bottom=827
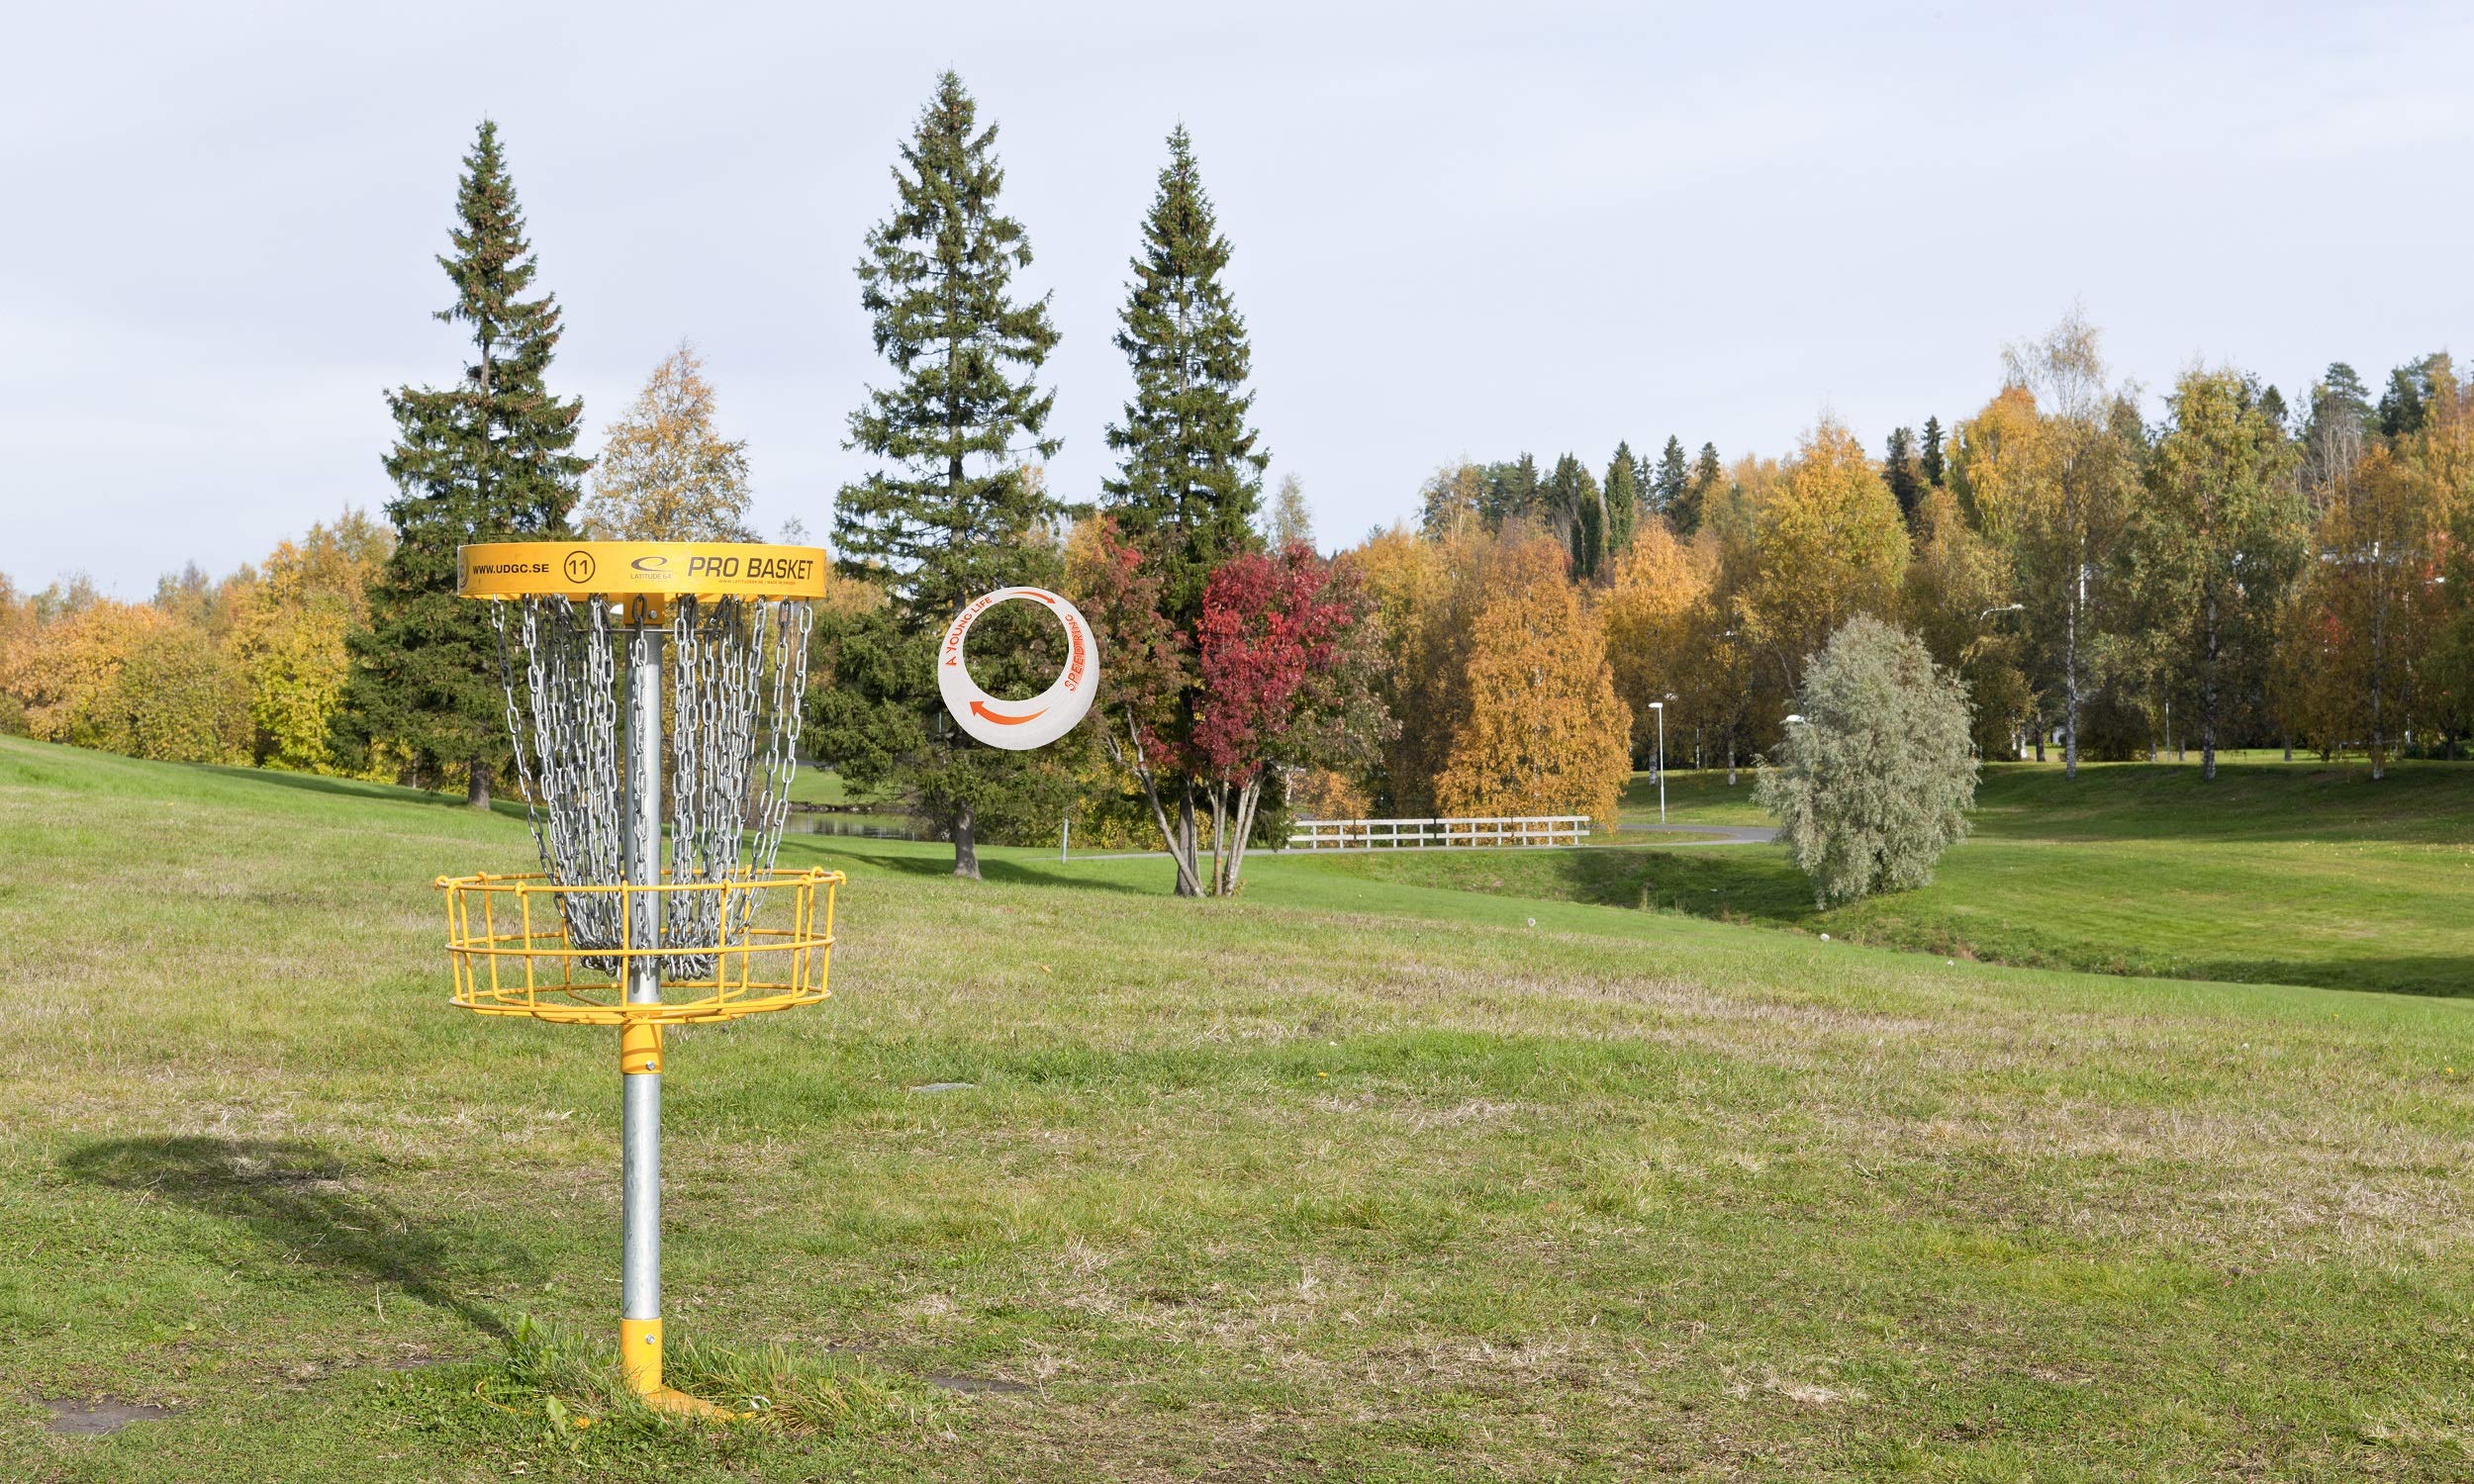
left=4, top=74, right=2468, bottom=875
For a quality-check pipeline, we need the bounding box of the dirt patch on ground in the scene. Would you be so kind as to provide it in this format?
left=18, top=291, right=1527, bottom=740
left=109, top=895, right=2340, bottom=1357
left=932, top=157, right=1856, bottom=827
left=45, top=1397, right=175, bottom=1435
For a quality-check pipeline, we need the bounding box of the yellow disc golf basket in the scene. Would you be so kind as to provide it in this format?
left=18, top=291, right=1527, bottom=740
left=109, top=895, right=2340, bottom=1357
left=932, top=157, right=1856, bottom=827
left=438, top=540, right=841, bottom=1414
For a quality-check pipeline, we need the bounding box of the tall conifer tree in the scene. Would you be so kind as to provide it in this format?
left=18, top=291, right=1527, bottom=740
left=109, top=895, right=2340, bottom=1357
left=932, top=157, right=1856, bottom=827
left=1483, top=454, right=1542, bottom=527
left=1920, top=416, right=1947, bottom=487
left=1102, top=125, right=1268, bottom=621
left=815, top=72, right=1066, bottom=880
left=345, top=120, right=586, bottom=806
left=1097, top=124, right=1269, bottom=894
left=1671, top=442, right=1722, bottom=538
left=1544, top=453, right=1604, bottom=579
left=1652, top=435, right=1690, bottom=520
left=1603, top=442, right=1642, bottom=560
left=1884, top=425, right=1925, bottom=523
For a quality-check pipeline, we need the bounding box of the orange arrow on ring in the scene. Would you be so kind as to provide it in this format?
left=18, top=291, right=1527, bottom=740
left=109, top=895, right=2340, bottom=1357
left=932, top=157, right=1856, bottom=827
left=970, top=699, right=1047, bottom=725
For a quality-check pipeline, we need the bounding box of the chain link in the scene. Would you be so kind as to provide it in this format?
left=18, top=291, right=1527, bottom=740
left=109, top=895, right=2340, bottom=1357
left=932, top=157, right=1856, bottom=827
left=493, top=595, right=813, bottom=982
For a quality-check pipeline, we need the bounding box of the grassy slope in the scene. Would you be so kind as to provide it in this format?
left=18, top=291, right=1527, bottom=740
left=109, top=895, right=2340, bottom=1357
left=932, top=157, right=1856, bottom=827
left=5, top=736, right=2474, bottom=1479
left=1321, top=758, right=2474, bottom=996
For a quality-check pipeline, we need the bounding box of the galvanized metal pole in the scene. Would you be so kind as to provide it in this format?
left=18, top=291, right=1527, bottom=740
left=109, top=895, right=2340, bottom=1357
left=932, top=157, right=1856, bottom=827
left=619, top=622, right=665, bottom=1397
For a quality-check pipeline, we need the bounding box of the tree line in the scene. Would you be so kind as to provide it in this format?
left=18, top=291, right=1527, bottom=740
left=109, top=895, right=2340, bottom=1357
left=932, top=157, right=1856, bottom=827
left=1512, top=311, right=2474, bottom=788
left=4, top=78, right=2465, bottom=899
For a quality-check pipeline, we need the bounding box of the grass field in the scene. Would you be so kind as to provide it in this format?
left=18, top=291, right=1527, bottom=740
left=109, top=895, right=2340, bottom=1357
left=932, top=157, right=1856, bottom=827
left=8, top=734, right=2474, bottom=1480
left=1361, top=757, right=2474, bottom=996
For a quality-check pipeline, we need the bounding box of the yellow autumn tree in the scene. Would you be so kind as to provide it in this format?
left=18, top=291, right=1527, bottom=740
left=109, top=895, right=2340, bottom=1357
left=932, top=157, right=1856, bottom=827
left=1734, top=416, right=1909, bottom=691
left=0, top=578, right=27, bottom=735
left=1337, top=521, right=1453, bottom=813
left=1947, top=384, right=2045, bottom=543
left=2300, top=444, right=2445, bottom=777
left=576, top=342, right=758, bottom=540
left=1598, top=519, right=1712, bottom=759
left=229, top=510, right=393, bottom=775
left=2, top=600, right=248, bottom=762
left=1902, top=486, right=2032, bottom=755
left=1435, top=534, right=1631, bottom=825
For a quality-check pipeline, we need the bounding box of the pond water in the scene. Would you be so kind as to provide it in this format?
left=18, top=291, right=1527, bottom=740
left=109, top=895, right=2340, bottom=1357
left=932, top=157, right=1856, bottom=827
left=783, top=810, right=933, bottom=842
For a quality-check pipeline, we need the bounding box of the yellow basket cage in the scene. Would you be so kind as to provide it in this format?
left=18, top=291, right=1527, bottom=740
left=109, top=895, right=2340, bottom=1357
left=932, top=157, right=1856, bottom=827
left=437, top=866, right=842, bottom=1025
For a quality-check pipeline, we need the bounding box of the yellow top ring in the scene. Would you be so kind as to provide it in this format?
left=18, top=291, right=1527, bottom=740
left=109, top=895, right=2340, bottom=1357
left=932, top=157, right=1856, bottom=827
left=457, top=541, right=830, bottom=602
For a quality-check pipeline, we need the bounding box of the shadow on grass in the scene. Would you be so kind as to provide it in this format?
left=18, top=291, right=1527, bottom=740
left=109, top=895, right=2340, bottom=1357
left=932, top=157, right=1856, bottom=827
left=1323, top=844, right=2474, bottom=998
left=59, top=1137, right=529, bottom=1340
left=188, top=763, right=532, bottom=821
left=2098, top=955, right=2474, bottom=999
left=1319, top=845, right=1817, bottom=927
left=1944, top=761, right=2474, bottom=848
left=780, top=835, right=1162, bottom=897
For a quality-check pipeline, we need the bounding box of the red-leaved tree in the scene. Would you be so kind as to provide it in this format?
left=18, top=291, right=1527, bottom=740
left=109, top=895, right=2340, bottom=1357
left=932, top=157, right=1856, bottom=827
left=1191, top=543, right=1388, bottom=894
left=1074, top=522, right=1387, bottom=896
left=1074, top=517, right=1205, bottom=895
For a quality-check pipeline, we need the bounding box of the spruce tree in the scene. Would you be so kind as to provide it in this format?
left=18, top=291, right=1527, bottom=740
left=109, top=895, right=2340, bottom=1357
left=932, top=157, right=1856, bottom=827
left=1101, top=124, right=1268, bottom=620
left=2377, top=354, right=2444, bottom=440
left=1671, top=442, right=1722, bottom=538
left=1884, top=425, right=1925, bottom=523
left=1543, top=453, right=1604, bottom=579
left=345, top=120, right=587, bottom=807
left=1482, top=454, right=1541, bottom=527
left=1096, top=124, right=1273, bottom=895
left=1602, top=442, right=1642, bottom=560
left=1652, top=435, right=1689, bottom=519
left=816, top=72, right=1066, bottom=880
left=1920, top=416, right=1947, bottom=486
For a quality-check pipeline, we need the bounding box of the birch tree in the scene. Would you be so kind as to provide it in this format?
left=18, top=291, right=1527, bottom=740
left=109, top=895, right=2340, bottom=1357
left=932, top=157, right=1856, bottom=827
left=1999, top=311, right=2139, bottom=781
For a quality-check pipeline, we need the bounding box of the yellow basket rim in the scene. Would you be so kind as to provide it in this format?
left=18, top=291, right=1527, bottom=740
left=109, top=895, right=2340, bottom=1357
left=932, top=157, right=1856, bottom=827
left=435, top=866, right=844, bottom=891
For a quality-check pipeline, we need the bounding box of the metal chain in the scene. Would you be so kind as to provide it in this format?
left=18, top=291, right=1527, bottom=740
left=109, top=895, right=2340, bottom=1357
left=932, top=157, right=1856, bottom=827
left=492, top=593, right=813, bottom=985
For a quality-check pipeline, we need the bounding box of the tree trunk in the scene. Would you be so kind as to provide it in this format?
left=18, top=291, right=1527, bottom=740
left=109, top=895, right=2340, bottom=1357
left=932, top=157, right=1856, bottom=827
left=2201, top=591, right=2219, bottom=783
left=1217, top=778, right=1263, bottom=896
left=1174, top=789, right=1203, bottom=898
left=1207, top=783, right=1231, bottom=895
left=467, top=760, right=491, bottom=810
left=1106, top=710, right=1205, bottom=896
left=2063, top=583, right=2081, bottom=782
left=952, top=799, right=981, bottom=880
left=2370, top=577, right=2389, bottom=782
left=2370, top=672, right=2386, bottom=783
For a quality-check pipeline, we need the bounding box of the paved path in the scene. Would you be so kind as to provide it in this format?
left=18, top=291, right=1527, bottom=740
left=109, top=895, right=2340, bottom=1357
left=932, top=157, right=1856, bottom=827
left=1617, top=822, right=1779, bottom=845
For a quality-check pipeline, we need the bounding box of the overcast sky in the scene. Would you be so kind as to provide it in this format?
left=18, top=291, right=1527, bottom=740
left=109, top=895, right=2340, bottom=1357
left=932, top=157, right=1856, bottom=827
left=8, top=1, right=2473, bottom=596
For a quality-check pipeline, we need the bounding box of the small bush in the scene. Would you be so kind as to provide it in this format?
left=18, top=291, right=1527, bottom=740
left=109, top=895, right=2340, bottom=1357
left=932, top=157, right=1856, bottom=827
left=1757, top=616, right=1977, bottom=906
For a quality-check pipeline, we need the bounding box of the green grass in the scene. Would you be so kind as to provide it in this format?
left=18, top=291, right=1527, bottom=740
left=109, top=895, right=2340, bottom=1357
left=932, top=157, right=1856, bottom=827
left=1406, top=758, right=2474, bottom=995
left=786, top=767, right=890, bottom=810
left=8, top=735, right=2474, bottom=1479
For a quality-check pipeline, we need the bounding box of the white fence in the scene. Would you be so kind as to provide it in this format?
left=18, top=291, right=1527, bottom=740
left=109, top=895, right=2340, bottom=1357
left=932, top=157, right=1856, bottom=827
left=1286, top=815, right=1592, bottom=851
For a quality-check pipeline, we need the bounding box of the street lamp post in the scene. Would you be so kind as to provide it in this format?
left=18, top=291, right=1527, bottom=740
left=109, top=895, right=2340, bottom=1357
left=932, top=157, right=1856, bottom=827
left=1648, top=701, right=1665, bottom=822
